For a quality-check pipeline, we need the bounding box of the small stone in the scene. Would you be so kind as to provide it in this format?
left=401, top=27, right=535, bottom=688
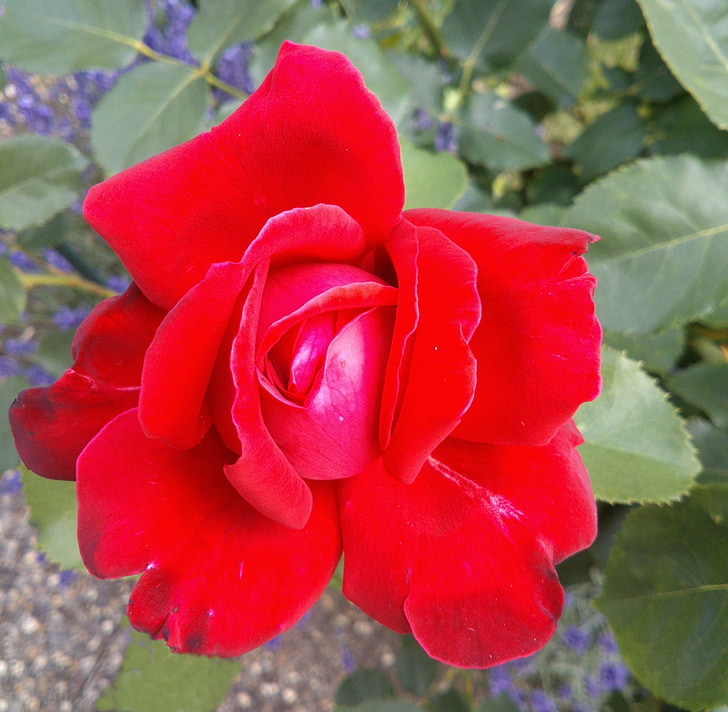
left=353, top=620, right=374, bottom=637
left=235, top=692, right=252, bottom=709
left=380, top=648, right=396, bottom=668
left=21, top=616, right=41, bottom=635
left=101, top=619, right=115, bottom=634
left=260, top=682, right=280, bottom=698
left=281, top=687, right=298, bottom=705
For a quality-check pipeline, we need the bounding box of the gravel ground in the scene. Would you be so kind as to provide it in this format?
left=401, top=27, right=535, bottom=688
left=0, top=469, right=399, bottom=712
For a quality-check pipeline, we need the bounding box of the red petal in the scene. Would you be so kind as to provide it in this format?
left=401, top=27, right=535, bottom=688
left=139, top=205, right=367, bottom=450
left=339, top=424, right=596, bottom=668
left=381, top=220, right=481, bottom=483
left=405, top=209, right=602, bottom=446
left=76, top=409, right=342, bottom=657
left=9, top=285, right=164, bottom=480
left=226, top=262, right=313, bottom=529
left=139, top=260, right=247, bottom=449
left=83, top=42, right=402, bottom=310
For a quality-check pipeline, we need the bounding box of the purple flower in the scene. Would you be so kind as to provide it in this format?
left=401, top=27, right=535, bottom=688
left=488, top=665, right=513, bottom=696
left=8, top=251, right=40, bottom=273
left=58, top=569, right=76, bottom=590
left=106, top=275, right=132, bottom=293
left=0, top=471, right=22, bottom=496
left=414, top=109, right=435, bottom=132
left=4, top=337, right=38, bottom=356
left=563, top=625, right=591, bottom=653
left=52, top=305, right=91, bottom=331
left=530, top=689, right=558, bottom=712
left=599, top=661, right=630, bottom=692
left=213, top=43, right=255, bottom=103
left=26, top=364, right=55, bottom=386
left=434, top=122, right=458, bottom=153
left=43, top=249, right=75, bottom=273
left=597, top=630, right=619, bottom=654
left=0, top=356, right=22, bottom=377
left=351, top=24, right=372, bottom=39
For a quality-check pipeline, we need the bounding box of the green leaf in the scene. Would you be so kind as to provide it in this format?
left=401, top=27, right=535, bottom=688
left=475, top=695, right=522, bottom=712
left=395, top=635, right=439, bottom=696
left=686, top=418, right=728, bottom=484
left=430, top=689, right=470, bottom=712
left=565, top=155, right=728, bottom=333
left=0, top=136, right=89, bottom=231
left=91, top=62, right=209, bottom=176
left=441, top=0, right=554, bottom=71
left=563, top=104, right=647, bottom=183
left=649, top=95, right=728, bottom=159
left=335, top=669, right=394, bottom=708
left=0, top=0, right=146, bottom=74
left=36, top=330, right=75, bottom=379
left=632, top=39, right=685, bottom=103
left=519, top=203, right=566, bottom=227
left=593, top=0, right=644, bottom=38
left=401, top=139, right=467, bottom=210
left=0, top=258, right=27, bottom=325
left=346, top=0, right=401, bottom=25
left=458, top=92, right=551, bottom=172
left=574, top=347, right=699, bottom=503
left=602, top=327, right=685, bottom=375
left=525, top=163, right=580, bottom=206
left=339, top=701, right=421, bottom=712
left=19, top=465, right=84, bottom=571
left=248, top=2, right=335, bottom=86
left=95, top=622, right=241, bottom=712
left=635, top=0, right=728, bottom=129
left=0, top=376, right=29, bottom=471
left=701, top=299, right=728, bottom=328
left=668, top=363, right=728, bottom=428
left=515, top=27, right=589, bottom=108
left=595, top=483, right=728, bottom=710
left=188, top=0, right=299, bottom=66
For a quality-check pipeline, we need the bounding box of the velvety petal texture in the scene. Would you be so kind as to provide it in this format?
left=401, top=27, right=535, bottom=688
left=83, top=43, right=404, bottom=310
left=339, top=423, right=596, bottom=667
left=77, top=409, right=342, bottom=656
left=405, top=209, right=602, bottom=447
left=9, top=42, right=602, bottom=667
left=9, top=285, right=164, bottom=479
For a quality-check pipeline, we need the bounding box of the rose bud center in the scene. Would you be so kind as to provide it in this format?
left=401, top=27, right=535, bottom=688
left=255, top=262, right=397, bottom=480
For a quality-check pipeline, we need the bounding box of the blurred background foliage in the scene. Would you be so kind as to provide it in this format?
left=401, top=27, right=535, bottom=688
left=1, top=0, right=728, bottom=711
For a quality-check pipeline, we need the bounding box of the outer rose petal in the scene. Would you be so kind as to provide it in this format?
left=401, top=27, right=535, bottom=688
left=381, top=220, right=481, bottom=484
left=339, top=425, right=596, bottom=668
left=77, top=409, right=342, bottom=657
left=405, top=209, right=602, bottom=446
left=9, top=285, right=164, bottom=480
left=83, top=43, right=403, bottom=310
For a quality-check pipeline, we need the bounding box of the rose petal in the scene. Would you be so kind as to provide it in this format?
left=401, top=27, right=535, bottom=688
left=77, top=409, right=341, bottom=657
left=226, top=262, right=313, bottom=529
left=339, top=424, right=596, bottom=668
left=261, top=306, right=396, bottom=480
left=140, top=205, right=367, bottom=450
left=9, top=285, right=164, bottom=480
left=381, top=220, right=481, bottom=484
left=405, top=209, right=602, bottom=446
left=255, top=264, right=397, bottom=480
left=83, top=42, right=402, bottom=310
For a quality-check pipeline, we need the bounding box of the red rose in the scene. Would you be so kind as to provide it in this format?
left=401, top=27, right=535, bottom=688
left=9, top=42, right=601, bottom=667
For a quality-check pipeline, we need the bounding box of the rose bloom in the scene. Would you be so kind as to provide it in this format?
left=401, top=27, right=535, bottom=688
left=9, top=43, right=601, bottom=667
